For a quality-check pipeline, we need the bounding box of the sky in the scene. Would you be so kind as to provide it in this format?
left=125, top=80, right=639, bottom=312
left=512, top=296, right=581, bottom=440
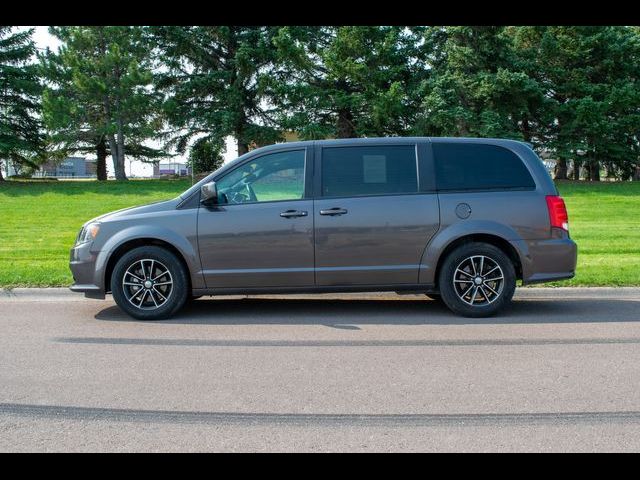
left=22, top=26, right=238, bottom=177
left=30, top=26, right=61, bottom=51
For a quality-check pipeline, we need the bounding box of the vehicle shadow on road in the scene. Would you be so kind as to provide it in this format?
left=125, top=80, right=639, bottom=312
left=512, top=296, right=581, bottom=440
left=93, top=297, right=640, bottom=326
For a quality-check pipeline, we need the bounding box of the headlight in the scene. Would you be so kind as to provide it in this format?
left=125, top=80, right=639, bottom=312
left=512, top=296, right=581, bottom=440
left=76, top=222, right=101, bottom=245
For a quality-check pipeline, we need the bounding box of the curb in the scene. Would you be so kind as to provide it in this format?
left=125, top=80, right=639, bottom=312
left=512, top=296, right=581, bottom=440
left=0, top=287, right=88, bottom=301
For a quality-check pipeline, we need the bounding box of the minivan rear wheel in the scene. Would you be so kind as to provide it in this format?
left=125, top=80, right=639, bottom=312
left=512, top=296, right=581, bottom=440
left=111, top=246, right=189, bottom=320
left=438, top=242, right=516, bottom=317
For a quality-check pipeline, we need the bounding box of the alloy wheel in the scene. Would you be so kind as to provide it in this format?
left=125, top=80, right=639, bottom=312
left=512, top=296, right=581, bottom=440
left=452, top=255, right=504, bottom=306
left=122, top=259, right=173, bottom=310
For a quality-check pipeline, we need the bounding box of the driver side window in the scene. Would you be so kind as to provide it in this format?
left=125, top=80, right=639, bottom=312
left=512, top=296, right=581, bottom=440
left=216, top=150, right=306, bottom=205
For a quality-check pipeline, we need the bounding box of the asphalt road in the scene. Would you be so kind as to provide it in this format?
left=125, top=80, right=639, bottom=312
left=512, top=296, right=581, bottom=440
left=1, top=287, right=640, bottom=452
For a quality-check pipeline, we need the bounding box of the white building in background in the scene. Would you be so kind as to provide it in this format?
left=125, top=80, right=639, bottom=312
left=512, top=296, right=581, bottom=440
left=35, top=157, right=97, bottom=178
left=4, top=161, right=18, bottom=177
left=153, top=162, right=191, bottom=177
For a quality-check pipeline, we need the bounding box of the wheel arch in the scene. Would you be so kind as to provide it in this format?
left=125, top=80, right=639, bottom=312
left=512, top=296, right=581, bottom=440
left=421, top=230, right=524, bottom=291
left=436, top=233, right=522, bottom=283
left=103, top=238, right=193, bottom=294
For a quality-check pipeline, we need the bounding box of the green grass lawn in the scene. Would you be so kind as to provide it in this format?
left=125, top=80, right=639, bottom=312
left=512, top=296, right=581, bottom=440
left=553, top=181, right=640, bottom=286
left=0, top=179, right=638, bottom=287
left=0, top=179, right=191, bottom=287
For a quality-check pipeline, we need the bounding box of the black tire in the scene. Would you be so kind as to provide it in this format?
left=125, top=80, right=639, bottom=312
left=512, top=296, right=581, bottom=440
left=111, top=245, right=189, bottom=320
left=438, top=242, right=516, bottom=318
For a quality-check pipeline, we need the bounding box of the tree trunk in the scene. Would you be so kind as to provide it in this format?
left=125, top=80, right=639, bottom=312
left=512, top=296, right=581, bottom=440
left=97, top=29, right=123, bottom=181
left=115, top=124, right=127, bottom=180
left=237, top=139, right=249, bottom=157
left=107, top=133, right=121, bottom=178
left=521, top=116, right=532, bottom=143
left=114, top=94, right=127, bottom=180
left=455, top=119, right=470, bottom=137
left=113, top=152, right=126, bottom=180
left=104, top=100, right=125, bottom=180
left=96, top=137, right=108, bottom=181
left=589, top=159, right=600, bottom=181
left=572, top=159, right=581, bottom=180
left=102, top=61, right=126, bottom=180
left=227, top=29, right=248, bottom=158
left=633, top=166, right=640, bottom=181
left=0, top=164, right=4, bottom=181
left=235, top=121, right=249, bottom=157
left=555, top=157, right=568, bottom=180
left=337, top=109, right=356, bottom=138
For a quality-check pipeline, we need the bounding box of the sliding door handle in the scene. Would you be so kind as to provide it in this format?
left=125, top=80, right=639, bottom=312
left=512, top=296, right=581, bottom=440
left=280, top=210, right=308, bottom=218
left=319, top=207, right=348, bottom=216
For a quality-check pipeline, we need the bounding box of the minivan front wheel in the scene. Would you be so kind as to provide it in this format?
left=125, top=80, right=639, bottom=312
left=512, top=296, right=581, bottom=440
left=111, top=246, right=189, bottom=320
left=438, top=242, right=516, bottom=317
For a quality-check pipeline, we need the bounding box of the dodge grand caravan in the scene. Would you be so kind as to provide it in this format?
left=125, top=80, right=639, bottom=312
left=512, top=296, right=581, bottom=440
left=70, top=137, right=577, bottom=319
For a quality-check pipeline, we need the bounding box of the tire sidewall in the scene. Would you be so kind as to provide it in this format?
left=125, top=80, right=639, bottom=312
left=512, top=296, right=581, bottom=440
left=111, top=246, right=189, bottom=320
left=438, top=242, right=516, bottom=318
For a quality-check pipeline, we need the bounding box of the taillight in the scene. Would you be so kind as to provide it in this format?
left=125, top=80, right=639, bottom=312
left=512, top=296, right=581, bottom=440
left=546, top=195, right=569, bottom=232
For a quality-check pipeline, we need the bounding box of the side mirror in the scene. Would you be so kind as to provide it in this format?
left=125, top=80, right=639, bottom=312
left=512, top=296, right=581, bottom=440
left=200, top=181, right=218, bottom=205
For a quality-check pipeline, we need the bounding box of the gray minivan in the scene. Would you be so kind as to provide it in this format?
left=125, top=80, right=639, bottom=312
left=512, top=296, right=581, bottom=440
left=70, top=137, right=577, bottom=319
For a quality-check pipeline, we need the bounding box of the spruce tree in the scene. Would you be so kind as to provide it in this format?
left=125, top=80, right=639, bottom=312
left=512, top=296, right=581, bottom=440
left=151, top=26, right=282, bottom=158
left=0, top=26, right=44, bottom=180
left=42, top=26, right=165, bottom=181
left=268, top=26, right=425, bottom=139
left=416, top=26, right=548, bottom=144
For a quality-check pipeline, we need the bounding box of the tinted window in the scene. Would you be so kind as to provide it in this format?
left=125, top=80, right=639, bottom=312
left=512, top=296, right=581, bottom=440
left=433, top=143, right=535, bottom=191
left=216, top=150, right=305, bottom=204
left=321, top=145, right=418, bottom=197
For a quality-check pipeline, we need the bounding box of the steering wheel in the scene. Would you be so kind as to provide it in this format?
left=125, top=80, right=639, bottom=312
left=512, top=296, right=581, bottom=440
left=225, top=181, right=257, bottom=204
left=245, top=183, right=257, bottom=202
left=226, top=191, right=247, bottom=204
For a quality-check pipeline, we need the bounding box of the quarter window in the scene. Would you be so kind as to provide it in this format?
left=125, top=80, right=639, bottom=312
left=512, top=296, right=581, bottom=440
left=433, top=143, right=535, bottom=191
left=321, top=145, right=418, bottom=197
left=216, top=150, right=305, bottom=204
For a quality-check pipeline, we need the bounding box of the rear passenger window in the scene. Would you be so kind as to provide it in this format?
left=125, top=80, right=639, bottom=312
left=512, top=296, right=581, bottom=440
left=433, top=143, right=535, bottom=191
left=321, top=146, right=418, bottom=197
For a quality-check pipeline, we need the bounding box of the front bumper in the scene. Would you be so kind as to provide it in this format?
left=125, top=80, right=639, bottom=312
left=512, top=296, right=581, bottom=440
left=69, top=242, right=105, bottom=299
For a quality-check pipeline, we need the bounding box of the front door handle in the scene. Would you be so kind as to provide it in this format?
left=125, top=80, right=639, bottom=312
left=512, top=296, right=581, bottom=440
left=319, top=207, right=348, bottom=216
left=280, top=209, right=308, bottom=218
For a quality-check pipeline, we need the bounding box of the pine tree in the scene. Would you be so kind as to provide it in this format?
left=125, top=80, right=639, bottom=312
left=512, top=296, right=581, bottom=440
left=416, top=26, right=548, bottom=144
left=268, top=26, right=425, bottom=139
left=0, top=27, right=44, bottom=181
left=42, top=26, right=165, bottom=181
left=40, top=46, right=109, bottom=180
left=151, top=26, right=282, bottom=158
left=529, top=26, right=640, bottom=181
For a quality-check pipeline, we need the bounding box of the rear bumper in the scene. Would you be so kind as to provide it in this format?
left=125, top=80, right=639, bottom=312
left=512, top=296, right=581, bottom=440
left=513, top=236, right=578, bottom=285
left=69, top=242, right=105, bottom=299
left=69, top=283, right=105, bottom=299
